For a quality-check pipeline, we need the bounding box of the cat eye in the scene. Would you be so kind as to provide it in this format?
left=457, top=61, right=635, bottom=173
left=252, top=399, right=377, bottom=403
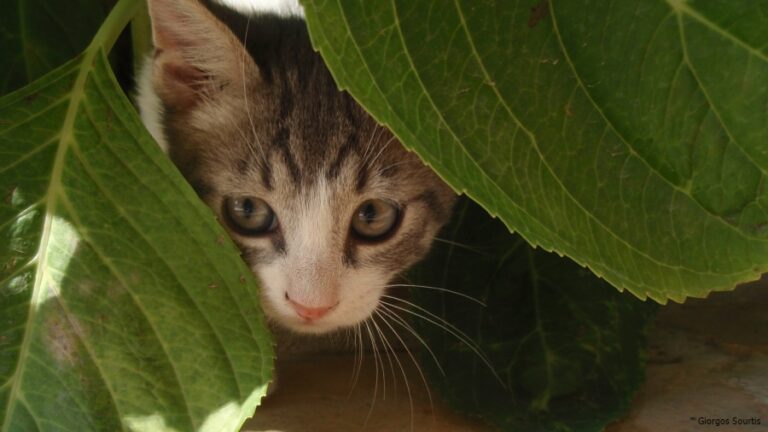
left=351, top=199, right=400, bottom=241
left=223, top=197, right=277, bottom=235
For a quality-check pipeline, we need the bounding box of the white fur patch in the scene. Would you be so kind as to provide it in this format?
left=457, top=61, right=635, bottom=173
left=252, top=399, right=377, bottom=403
left=212, top=0, right=304, bottom=17
left=135, top=59, right=170, bottom=153
left=254, top=180, right=390, bottom=334
left=291, top=178, right=334, bottom=278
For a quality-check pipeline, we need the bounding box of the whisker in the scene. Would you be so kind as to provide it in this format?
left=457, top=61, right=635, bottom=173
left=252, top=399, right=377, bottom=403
left=368, top=319, right=388, bottom=401
left=348, top=323, right=364, bottom=395
left=432, top=237, right=494, bottom=256
left=385, top=283, right=486, bottom=307
left=230, top=120, right=252, bottom=146
left=231, top=115, right=265, bottom=173
left=370, top=314, right=399, bottom=399
left=381, top=297, right=503, bottom=385
left=371, top=312, right=415, bottom=432
left=375, top=308, right=434, bottom=428
left=375, top=158, right=414, bottom=175
left=240, top=17, right=267, bottom=166
left=378, top=304, right=445, bottom=376
left=362, top=321, right=380, bottom=427
left=367, top=135, right=397, bottom=168
left=347, top=325, right=358, bottom=390
left=360, top=124, right=382, bottom=166
left=381, top=295, right=482, bottom=353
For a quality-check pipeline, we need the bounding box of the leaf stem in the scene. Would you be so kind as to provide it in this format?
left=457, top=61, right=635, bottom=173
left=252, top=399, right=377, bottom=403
left=131, top=0, right=153, bottom=74
left=88, top=0, right=141, bottom=55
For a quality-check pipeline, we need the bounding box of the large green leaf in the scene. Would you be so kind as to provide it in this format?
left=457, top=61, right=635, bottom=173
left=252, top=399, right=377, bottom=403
left=301, top=0, right=768, bottom=301
left=408, top=199, right=657, bottom=431
left=0, top=0, right=113, bottom=95
left=0, top=1, right=273, bottom=430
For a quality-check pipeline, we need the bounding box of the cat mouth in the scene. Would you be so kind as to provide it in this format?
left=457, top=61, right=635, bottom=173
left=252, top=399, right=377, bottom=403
left=273, top=310, right=346, bottom=334
left=286, top=319, right=340, bottom=334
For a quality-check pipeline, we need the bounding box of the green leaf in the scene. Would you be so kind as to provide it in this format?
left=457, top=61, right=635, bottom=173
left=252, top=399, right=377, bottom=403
left=408, top=199, right=657, bottom=431
left=0, top=0, right=113, bottom=95
left=300, top=0, right=768, bottom=301
left=0, top=1, right=273, bottom=430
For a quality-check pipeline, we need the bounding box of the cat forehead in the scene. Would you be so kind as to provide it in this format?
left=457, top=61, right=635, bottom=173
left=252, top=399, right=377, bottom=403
left=220, top=128, right=414, bottom=202
left=238, top=86, right=385, bottom=187
left=189, top=81, right=397, bottom=191
left=185, top=9, right=395, bottom=182
left=147, top=2, right=448, bottom=203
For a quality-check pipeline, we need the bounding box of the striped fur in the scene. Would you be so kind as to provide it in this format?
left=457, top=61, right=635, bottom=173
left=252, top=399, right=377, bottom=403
left=139, top=0, right=456, bottom=334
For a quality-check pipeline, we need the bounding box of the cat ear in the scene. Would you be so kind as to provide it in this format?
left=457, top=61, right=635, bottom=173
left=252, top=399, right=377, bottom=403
left=146, top=0, right=259, bottom=110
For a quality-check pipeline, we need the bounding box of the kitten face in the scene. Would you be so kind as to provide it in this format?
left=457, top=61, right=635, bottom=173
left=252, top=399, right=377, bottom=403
left=141, top=0, right=455, bottom=334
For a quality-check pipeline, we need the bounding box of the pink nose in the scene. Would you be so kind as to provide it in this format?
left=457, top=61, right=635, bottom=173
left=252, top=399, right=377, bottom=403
left=288, top=298, right=335, bottom=321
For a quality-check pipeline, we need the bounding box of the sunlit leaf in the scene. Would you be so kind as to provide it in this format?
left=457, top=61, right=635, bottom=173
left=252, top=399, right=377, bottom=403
left=0, top=1, right=273, bottom=430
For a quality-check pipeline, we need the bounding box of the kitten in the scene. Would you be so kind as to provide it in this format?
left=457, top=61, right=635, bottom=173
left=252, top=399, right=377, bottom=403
left=137, top=0, right=456, bottom=335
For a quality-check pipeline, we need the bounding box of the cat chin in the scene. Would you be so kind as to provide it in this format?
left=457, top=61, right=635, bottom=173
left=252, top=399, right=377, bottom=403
left=275, top=319, right=344, bottom=335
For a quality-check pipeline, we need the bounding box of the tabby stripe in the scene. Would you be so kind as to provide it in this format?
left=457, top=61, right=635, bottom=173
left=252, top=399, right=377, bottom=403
left=259, top=159, right=274, bottom=190
left=355, top=161, right=369, bottom=192
left=409, top=190, right=447, bottom=221
left=370, top=225, right=428, bottom=272
left=327, top=132, right=356, bottom=181
left=274, top=126, right=301, bottom=185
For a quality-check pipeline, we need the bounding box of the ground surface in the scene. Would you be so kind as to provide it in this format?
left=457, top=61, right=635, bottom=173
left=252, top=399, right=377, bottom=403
left=243, top=282, right=768, bottom=432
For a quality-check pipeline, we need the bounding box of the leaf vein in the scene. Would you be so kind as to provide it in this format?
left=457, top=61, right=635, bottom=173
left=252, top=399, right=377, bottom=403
left=549, top=1, right=768, bottom=243
left=56, top=187, right=196, bottom=430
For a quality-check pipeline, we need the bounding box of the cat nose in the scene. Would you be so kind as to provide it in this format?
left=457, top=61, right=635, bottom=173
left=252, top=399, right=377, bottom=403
left=287, top=297, right=337, bottom=321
